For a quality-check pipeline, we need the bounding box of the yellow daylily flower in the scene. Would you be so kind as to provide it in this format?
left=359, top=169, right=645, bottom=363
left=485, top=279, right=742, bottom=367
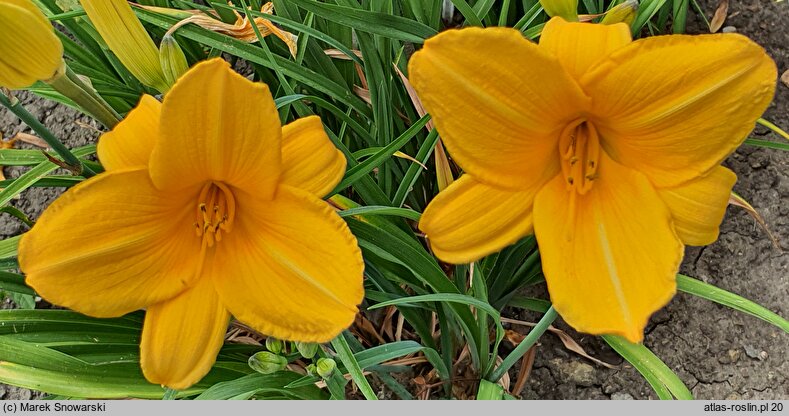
left=81, top=0, right=170, bottom=92
left=19, top=59, right=364, bottom=389
left=410, top=18, right=776, bottom=342
left=0, top=0, right=64, bottom=89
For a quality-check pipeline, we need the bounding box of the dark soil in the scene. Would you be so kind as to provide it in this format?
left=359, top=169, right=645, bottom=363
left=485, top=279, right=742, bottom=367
left=0, top=0, right=786, bottom=400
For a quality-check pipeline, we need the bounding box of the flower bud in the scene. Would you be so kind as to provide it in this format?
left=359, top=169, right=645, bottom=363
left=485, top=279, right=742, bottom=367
left=0, top=0, right=64, bottom=89
left=295, top=342, right=319, bottom=359
left=601, top=0, right=639, bottom=26
left=159, top=34, right=189, bottom=86
left=81, top=0, right=170, bottom=92
left=305, top=363, right=317, bottom=376
left=265, top=337, right=284, bottom=354
left=316, top=358, right=337, bottom=379
left=248, top=351, right=288, bottom=375
left=539, top=0, right=579, bottom=22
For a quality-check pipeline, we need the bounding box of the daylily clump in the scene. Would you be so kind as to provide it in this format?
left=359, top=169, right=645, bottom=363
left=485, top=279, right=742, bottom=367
left=411, top=18, right=776, bottom=342
left=19, top=59, right=364, bottom=389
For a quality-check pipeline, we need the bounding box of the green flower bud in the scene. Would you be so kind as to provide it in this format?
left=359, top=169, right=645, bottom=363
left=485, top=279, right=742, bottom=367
left=539, top=0, right=579, bottom=21
left=296, top=342, right=319, bottom=359
left=265, top=337, right=284, bottom=354
left=601, top=0, right=639, bottom=26
left=305, top=363, right=317, bottom=376
left=159, top=34, right=189, bottom=86
left=248, top=351, right=287, bottom=375
left=316, top=358, right=337, bottom=379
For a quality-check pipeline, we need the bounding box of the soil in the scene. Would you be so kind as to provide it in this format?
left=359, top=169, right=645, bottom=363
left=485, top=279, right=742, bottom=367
left=0, top=0, right=786, bottom=401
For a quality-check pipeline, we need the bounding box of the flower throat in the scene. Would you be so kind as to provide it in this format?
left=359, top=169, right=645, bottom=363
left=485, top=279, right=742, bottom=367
left=559, top=119, right=600, bottom=195
left=194, top=181, right=236, bottom=248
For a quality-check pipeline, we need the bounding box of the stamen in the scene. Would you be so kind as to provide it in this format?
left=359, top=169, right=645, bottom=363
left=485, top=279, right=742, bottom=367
left=558, top=119, right=601, bottom=195
left=194, top=181, right=236, bottom=248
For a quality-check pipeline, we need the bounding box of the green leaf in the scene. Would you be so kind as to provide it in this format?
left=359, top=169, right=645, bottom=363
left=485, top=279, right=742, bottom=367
left=602, top=335, right=692, bottom=400
left=0, top=146, right=95, bottom=207
left=195, top=372, right=326, bottom=400
left=0, top=235, right=20, bottom=258
left=332, top=114, right=430, bottom=194
left=339, top=206, right=421, bottom=222
left=0, top=271, right=35, bottom=296
left=477, top=379, right=504, bottom=400
left=743, top=138, right=789, bottom=151
left=330, top=332, right=377, bottom=400
left=0, top=206, right=34, bottom=227
left=6, top=293, right=35, bottom=310
left=134, top=7, right=371, bottom=118
left=677, top=274, right=789, bottom=333
left=354, top=340, right=425, bottom=368
left=0, top=176, right=84, bottom=189
left=371, top=293, right=500, bottom=320
left=288, top=0, right=437, bottom=42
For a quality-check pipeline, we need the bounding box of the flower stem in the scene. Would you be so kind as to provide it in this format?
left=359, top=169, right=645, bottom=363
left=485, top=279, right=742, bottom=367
left=486, top=306, right=558, bottom=382
left=0, top=91, right=96, bottom=177
left=46, top=65, right=122, bottom=130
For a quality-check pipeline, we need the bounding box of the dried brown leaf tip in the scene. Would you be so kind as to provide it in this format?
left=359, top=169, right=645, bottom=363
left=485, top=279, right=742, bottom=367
left=709, top=0, right=729, bottom=33
left=141, top=2, right=298, bottom=57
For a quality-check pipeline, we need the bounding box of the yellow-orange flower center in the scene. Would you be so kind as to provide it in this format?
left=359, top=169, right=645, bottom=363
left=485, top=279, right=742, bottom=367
left=194, top=181, right=236, bottom=248
left=559, top=119, right=600, bottom=195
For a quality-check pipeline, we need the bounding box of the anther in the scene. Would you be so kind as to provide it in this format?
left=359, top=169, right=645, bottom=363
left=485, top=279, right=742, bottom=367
left=194, top=181, right=236, bottom=248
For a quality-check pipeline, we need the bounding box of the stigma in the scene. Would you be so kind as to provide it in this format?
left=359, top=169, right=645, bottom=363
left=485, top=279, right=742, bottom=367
left=194, top=181, right=236, bottom=248
left=559, top=119, right=600, bottom=195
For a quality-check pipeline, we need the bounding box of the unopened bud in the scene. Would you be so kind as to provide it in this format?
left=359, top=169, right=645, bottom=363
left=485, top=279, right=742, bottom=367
left=0, top=0, right=64, bottom=89
left=265, top=337, right=284, bottom=354
left=248, top=351, right=287, bottom=375
left=159, top=34, right=189, bottom=86
left=539, top=0, right=579, bottom=21
left=601, top=0, right=639, bottom=26
left=305, top=363, right=317, bottom=376
left=316, top=358, right=337, bottom=379
left=296, top=342, right=319, bottom=359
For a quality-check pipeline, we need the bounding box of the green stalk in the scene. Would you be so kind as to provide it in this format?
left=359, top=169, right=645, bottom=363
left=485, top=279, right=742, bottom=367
left=330, top=333, right=378, bottom=400
left=486, top=306, right=558, bottom=382
left=0, top=91, right=96, bottom=177
left=46, top=66, right=122, bottom=129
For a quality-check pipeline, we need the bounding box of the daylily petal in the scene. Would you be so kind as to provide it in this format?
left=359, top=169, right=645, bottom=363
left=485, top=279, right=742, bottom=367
left=19, top=170, right=202, bottom=318
left=538, top=17, right=631, bottom=81
left=211, top=185, right=364, bottom=342
left=280, top=116, right=345, bottom=198
left=420, top=174, right=537, bottom=264
left=582, top=34, right=776, bottom=188
left=657, top=166, right=737, bottom=246
left=96, top=95, right=160, bottom=171
left=150, top=59, right=281, bottom=198
left=140, top=276, right=229, bottom=390
left=409, top=27, right=590, bottom=190
left=533, top=152, right=683, bottom=342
